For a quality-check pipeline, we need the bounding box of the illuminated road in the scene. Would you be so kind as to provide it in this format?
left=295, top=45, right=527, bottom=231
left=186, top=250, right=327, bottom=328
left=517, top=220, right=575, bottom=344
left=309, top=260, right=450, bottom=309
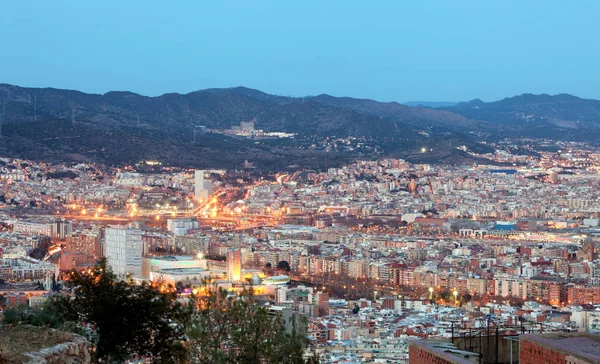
left=192, top=188, right=226, bottom=215
left=45, top=177, right=285, bottom=231
left=63, top=215, right=132, bottom=222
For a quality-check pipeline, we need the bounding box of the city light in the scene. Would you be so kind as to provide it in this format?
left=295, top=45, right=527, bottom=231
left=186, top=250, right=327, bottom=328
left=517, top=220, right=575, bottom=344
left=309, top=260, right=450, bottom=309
left=2, top=140, right=598, bottom=359
left=0, top=5, right=598, bottom=362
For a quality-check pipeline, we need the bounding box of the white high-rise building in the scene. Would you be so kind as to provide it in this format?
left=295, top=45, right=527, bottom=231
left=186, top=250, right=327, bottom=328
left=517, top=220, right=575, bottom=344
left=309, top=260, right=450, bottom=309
left=105, top=226, right=143, bottom=278
left=227, top=249, right=242, bottom=282
left=194, top=170, right=212, bottom=200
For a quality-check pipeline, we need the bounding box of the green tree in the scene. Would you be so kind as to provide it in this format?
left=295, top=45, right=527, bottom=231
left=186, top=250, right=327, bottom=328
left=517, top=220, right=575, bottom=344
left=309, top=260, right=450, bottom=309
left=2, top=304, right=23, bottom=323
left=187, top=285, right=317, bottom=364
left=276, top=260, right=291, bottom=272
left=58, top=258, right=187, bottom=363
left=2, top=260, right=318, bottom=363
left=1, top=298, right=79, bottom=333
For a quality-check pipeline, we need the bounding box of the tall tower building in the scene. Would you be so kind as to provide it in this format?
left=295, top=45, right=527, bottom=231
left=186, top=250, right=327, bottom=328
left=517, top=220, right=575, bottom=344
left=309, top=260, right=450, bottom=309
left=105, top=226, right=143, bottom=278
left=48, top=219, right=73, bottom=239
left=227, top=249, right=242, bottom=282
left=194, top=170, right=213, bottom=200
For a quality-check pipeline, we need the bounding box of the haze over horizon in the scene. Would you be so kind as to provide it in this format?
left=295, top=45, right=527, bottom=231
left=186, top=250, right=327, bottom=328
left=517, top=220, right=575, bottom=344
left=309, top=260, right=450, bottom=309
left=2, top=0, right=599, bottom=102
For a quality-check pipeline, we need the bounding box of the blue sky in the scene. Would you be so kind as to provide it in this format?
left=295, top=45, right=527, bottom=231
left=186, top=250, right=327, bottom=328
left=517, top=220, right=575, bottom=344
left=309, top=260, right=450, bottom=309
left=1, top=1, right=598, bottom=102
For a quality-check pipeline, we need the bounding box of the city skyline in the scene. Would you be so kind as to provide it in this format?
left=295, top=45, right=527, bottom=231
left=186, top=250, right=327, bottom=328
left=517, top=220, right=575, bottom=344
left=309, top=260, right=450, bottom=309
left=2, top=147, right=600, bottom=361
left=2, top=1, right=600, bottom=362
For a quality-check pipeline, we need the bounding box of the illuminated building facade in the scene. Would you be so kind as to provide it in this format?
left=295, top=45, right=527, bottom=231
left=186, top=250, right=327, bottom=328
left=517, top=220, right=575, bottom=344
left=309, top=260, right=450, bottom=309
left=227, top=249, right=242, bottom=282
left=194, top=170, right=212, bottom=201
left=105, top=226, right=143, bottom=278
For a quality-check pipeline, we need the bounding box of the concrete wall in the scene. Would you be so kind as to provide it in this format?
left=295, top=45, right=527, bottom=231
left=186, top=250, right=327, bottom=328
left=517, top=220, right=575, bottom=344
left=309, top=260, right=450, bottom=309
left=24, top=333, right=91, bottom=364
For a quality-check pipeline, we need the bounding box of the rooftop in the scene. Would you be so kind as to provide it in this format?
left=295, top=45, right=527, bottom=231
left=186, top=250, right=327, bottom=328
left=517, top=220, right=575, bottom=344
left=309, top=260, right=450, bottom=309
left=156, top=268, right=208, bottom=275
left=147, top=255, right=195, bottom=261
left=521, top=333, right=600, bottom=362
left=409, top=339, right=480, bottom=364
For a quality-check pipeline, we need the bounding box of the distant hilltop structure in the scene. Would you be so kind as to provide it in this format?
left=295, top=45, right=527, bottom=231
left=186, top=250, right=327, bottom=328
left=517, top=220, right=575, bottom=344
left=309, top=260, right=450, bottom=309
left=231, top=120, right=255, bottom=134
left=224, top=120, right=295, bottom=138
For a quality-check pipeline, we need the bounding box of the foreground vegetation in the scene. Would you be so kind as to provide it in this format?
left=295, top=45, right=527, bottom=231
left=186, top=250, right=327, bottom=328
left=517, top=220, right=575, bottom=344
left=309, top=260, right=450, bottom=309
left=0, top=325, right=73, bottom=363
left=1, top=259, right=317, bottom=363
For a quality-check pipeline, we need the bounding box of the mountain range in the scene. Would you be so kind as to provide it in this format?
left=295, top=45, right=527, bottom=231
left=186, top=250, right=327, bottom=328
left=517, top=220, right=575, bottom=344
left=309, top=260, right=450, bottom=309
left=0, top=83, right=599, bottom=170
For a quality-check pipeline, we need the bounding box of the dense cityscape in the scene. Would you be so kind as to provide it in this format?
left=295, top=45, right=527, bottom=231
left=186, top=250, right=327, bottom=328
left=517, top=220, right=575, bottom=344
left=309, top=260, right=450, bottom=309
left=2, top=138, right=600, bottom=362
left=3, top=1, right=600, bottom=363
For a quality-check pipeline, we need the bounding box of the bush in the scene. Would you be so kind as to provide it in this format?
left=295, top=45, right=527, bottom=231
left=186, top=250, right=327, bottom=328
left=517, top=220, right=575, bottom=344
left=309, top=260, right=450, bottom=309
left=188, top=285, right=317, bottom=364
left=3, top=259, right=318, bottom=363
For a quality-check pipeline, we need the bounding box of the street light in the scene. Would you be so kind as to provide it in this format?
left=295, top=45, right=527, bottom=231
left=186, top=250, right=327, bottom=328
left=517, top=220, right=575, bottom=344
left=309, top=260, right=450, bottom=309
left=453, top=290, right=459, bottom=306
left=429, top=287, right=434, bottom=300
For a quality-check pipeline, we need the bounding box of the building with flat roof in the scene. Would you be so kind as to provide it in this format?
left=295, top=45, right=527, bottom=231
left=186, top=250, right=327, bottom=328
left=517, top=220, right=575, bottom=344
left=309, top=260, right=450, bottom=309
left=149, top=268, right=213, bottom=286
left=408, top=339, right=480, bottom=364
left=410, top=333, right=600, bottom=364
left=194, top=170, right=212, bottom=201
left=262, top=275, right=290, bottom=285
left=141, top=255, right=207, bottom=278
left=105, top=226, right=142, bottom=278
left=520, top=333, right=600, bottom=364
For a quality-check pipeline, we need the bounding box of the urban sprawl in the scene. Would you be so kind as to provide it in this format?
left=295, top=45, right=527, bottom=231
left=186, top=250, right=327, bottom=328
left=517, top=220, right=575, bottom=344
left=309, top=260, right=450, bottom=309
left=3, top=140, right=600, bottom=362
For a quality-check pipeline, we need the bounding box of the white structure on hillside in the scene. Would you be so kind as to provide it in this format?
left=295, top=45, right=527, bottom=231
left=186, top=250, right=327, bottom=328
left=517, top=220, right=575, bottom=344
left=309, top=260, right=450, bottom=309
left=105, top=226, right=143, bottom=278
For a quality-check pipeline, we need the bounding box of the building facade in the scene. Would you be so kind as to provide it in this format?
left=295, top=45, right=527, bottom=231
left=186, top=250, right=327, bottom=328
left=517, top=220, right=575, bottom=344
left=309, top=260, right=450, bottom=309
left=105, top=226, right=143, bottom=278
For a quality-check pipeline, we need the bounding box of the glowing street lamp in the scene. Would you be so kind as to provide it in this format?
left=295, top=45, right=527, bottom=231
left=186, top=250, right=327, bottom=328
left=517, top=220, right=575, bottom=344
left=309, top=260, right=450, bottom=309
left=429, top=287, right=434, bottom=300
left=453, top=290, right=459, bottom=306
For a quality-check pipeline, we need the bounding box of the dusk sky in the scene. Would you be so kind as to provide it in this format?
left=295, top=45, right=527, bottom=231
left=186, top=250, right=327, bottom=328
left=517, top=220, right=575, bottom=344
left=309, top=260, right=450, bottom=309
left=1, top=0, right=599, bottom=102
